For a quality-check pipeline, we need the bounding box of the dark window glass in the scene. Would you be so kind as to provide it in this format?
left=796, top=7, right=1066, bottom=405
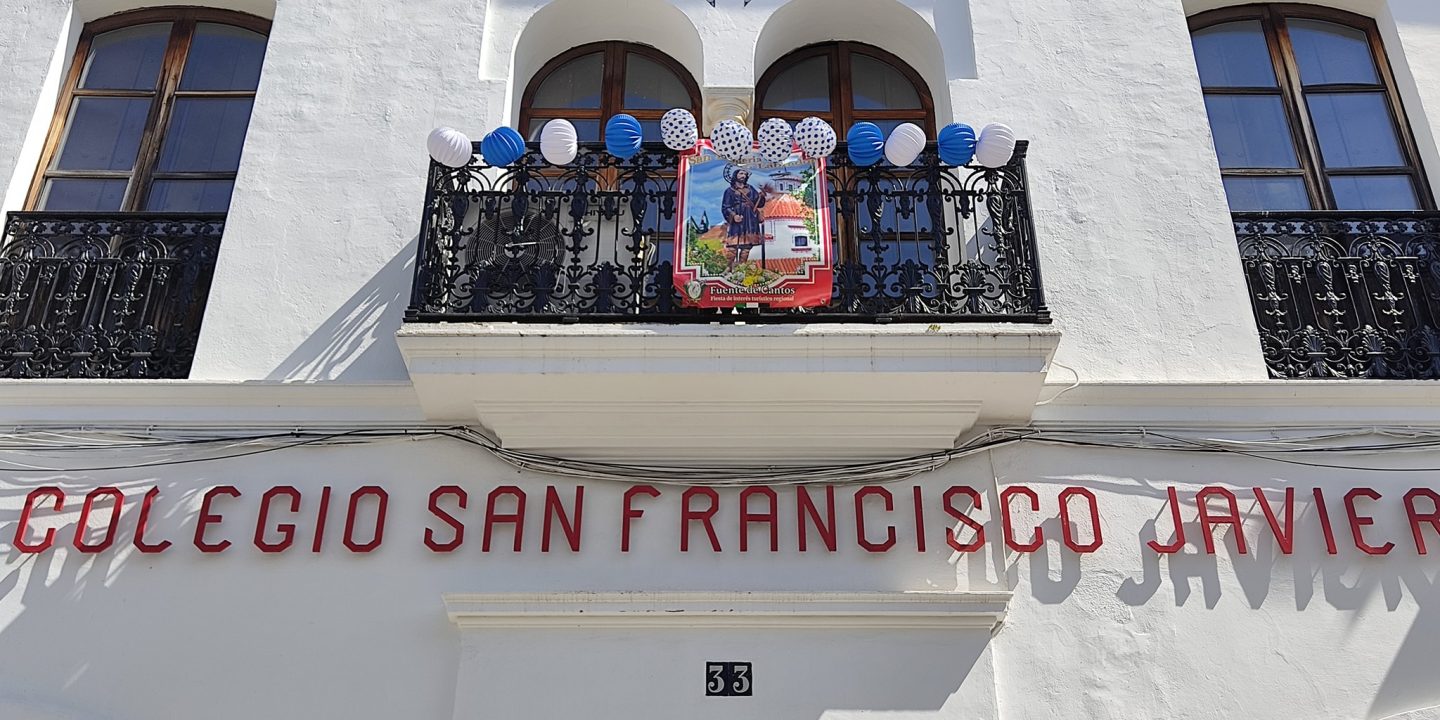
left=54, top=97, right=151, bottom=171
left=519, top=43, right=699, bottom=143
left=1190, top=7, right=1427, bottom=211
left=1192, top=21, right=1276, bottom=88
left=1222, top=176, right=1312, bottom=211
left=1289, top=19, right=1378, bottom=85
left=852, top=54, right=922, bottom=110
left=624, top=54, right=689, bottom=110
left=79, top=23, right=171, bottom=90
left=760, top=55, right=830, bottom=112
left=531, top=53, right=604, bottom=109
left=158, top=98, right=255, bottom=171
left=1307, top=93, right=1403, bottom=167
left=180, top=24, right=267, bottom=90
left=145, top=179, right=236, bottom=212
left=41, top=178, right=130, bottom=211
left=31, top=12, right=267, bottom=214
left=1330, top=175, right=1417, bottom=210
left=1204, top=95, right=1299, bottom=168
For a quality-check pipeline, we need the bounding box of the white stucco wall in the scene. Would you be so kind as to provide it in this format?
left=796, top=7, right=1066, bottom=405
left=0, top=0, right=1364, bottom=383
left=0, top=431, right=1434, bottom=719
left=0, top=0, right=1436, bottom=384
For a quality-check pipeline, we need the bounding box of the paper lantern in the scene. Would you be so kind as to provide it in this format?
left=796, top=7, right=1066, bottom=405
left=846, top=122, right=885, bottom=166
left=481, top=126, right=526, bottom=167
left=794, top=116, right=836, bottom=159
left=937, top=123, right=977, bottom=166
left=757, top=118, right=794, bottom=163
left=427, top=126, right=472, bottom=168
left=605, top=114, right=644, bottom=160
left=660, top=108, right=698, bottom=152
left=710, top=119, right=753, bottom=161
left=883, top=122, right=926, bottom=167
left=975, top=123, right=1017, bottom=168
left=539, top=119, right=578, bottom=165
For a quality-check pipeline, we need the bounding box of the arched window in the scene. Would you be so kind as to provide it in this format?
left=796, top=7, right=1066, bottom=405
left=519, top=42, right=701, bottom=142
left=755, top=42, right=935, bottom=136
left=27, top=8, right=270, bottom=213
left=1190, top=5, right=1431, bottom=211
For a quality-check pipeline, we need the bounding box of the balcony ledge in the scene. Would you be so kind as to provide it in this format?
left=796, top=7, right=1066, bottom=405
left=396, top=322, right=1061, bottom=463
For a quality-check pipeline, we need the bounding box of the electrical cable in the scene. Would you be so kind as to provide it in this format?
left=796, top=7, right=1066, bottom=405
left=1, top=423, right=1439, bottom=482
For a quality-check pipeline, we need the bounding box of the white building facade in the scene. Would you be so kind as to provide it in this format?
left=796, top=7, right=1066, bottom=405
left=0, top=0, right=1438, bottom=718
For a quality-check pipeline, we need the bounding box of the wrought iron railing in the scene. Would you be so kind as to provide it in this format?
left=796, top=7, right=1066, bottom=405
left=1235, top=212, right=1440, bottom=379
left=0, top=212, right=223, bottom=378
left=406, top=141, right=1049, bottom=323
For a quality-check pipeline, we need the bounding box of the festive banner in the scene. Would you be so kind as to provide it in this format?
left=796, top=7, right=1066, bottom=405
left=673, top=141, right=832, bottom=308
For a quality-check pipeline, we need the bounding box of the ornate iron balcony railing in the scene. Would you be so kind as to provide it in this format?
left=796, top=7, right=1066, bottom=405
left=406, top=141, right=1049, bottom=323
left=1235, top=211, right=1440, bottom=379
left=0, top=212, right=223, bottom=379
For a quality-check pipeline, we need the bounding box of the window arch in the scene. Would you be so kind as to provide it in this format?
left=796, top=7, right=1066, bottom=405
left=755, top=42, right=935, bottom=136
left=518, top=41, right=701, bottom=142
left=27, top=8, right=270, bottom=213
left=1189, top=5, right=1431, bottom=211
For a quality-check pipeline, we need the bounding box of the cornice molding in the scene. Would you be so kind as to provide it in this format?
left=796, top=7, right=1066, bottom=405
left=442, top=591, right=1012, bottom=630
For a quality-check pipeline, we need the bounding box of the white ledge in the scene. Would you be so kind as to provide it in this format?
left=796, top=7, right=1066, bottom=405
left=399, top=322, right=1061, bottom=462
left=441, top=591, right=1012, bottom=630
left=1033, top=381, right=1440, bottom=426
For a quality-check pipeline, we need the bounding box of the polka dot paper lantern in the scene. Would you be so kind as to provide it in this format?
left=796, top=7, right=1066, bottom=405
left=539, top=119, right=578, bottom=165
left=660, top=108, right=698, bottom=152
left=794, top=116, right=836, bottom=159
left=846, top=121, right=885, bottom=167
left=605, top=114, right=644, bottom=160
left=975, top=123, right=1017, bottom=168
left=710, top=119, right=753, bottom=161
left=937, top=123, right=977, bottom=166
left=883, top=122, right=926, bottom=167
left=427, top=126, right=472, bottom=168
left=757, top=118, right=794, bottom=163
left=481, top=126, right=526, bottom=167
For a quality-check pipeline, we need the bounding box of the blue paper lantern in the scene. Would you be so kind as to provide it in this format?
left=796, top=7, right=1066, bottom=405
left=846, top=122, right=885, bottom=166
left=481, top=126, right=526, bottom=167
left=605, top=114, right=644, bottom=159
left=937, top=123, right=978, bottom=166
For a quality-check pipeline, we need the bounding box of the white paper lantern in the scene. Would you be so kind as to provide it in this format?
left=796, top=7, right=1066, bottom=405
left=710, top=119, right=754, bottom=161
left=539, top=119, right=579, bottom=165
left=794, top=116, right=837, bottom=159
left=975, top=123, right=1017, bottom=168
left=884, top=122, right=926, bottom=167
left=757, top=118, right=794, bottom=163
left=660, top=108, right=698, bottom=152
left=427, top=126, right=472, bottom=168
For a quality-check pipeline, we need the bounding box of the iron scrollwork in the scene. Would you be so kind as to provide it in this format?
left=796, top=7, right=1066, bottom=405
left=0, top=212, right=224, bottom=379
left=406, top=141, right=1050, bottom=323
left=1234, top=212, right=1440, bottom=379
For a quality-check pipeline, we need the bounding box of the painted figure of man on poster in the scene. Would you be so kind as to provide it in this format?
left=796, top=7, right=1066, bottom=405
left=721, top=166, right=768, bottom=270
left=674, top=141, right=832, bottom=308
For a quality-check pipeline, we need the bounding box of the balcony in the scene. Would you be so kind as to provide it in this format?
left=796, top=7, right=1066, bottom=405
left=1235, top=212, right=1440, bottom=379
left=398, top=141, right=1059, bottom=462
left=0, top=212, right=222, bottom=379
left=405, top=142, right=1048, bottom=323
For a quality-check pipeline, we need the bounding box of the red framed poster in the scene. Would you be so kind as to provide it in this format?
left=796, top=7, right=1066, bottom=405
left=673, top=141, right=833, bottom=308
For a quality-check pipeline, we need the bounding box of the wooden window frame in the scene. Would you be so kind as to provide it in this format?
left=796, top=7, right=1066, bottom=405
left=25, top=7, right=271, bottom=212
left=756, top=42, right=937, bottom=263
left=1190, top=3, right=1433, bottom=210
left=518, top=41, right=702, bottom=140
left=754, top=41, right=936, bottom=136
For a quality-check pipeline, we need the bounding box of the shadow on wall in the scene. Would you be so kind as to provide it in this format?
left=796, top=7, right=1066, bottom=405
left=264, top=239, right=415, bottom=382
left=1001, top=462, right=1439, bottom=719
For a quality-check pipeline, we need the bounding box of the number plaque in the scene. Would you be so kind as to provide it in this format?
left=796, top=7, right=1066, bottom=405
left=704, top=661, right=753, bottom=697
